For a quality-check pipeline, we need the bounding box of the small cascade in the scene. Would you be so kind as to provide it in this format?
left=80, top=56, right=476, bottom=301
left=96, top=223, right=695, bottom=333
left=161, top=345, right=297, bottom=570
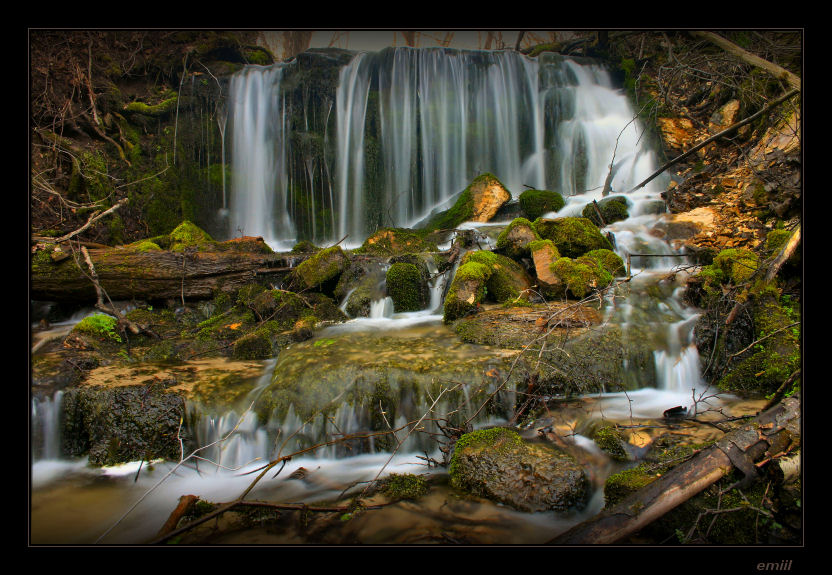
left=31, top=390, right=64, bottom=461
left=369, top=296, right=394, bottom=319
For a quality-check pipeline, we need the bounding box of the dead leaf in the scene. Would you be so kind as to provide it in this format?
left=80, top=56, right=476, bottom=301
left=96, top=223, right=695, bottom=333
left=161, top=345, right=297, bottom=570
left=228, top=323, right=242, bottom=330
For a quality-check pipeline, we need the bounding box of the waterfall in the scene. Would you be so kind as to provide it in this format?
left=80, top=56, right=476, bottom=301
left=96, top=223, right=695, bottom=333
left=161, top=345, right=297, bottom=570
left=225, top=48, right=663, bottom=249
left=229, top=65, right=295, bottom=249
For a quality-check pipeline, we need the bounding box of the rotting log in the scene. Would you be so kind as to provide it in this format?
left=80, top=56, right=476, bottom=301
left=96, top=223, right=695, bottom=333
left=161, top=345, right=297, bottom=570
left=31, top=244, right=300, bottom=303
left=549, top=395, right=800, bottom=544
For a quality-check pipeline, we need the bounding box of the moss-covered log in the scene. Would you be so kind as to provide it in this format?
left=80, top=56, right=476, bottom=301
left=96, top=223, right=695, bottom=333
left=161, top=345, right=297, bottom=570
left=31, top=241, right=294, bottom=303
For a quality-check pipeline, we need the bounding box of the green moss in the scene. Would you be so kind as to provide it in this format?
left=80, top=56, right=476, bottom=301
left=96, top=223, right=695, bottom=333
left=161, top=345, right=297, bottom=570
left=292, top=246, right=348, bottom=291
left=130, top=240, right=163, bottom=252
left=581, top=196, right=629, bottom=227
left=124, top=94, right=178, bottom=117
left=449, top=427, right=524, bottom=485
left=699, top=248, right=760, bottom=300
left=443, top=261, right=492, bottom=323
left=73, top=313, right=122, bottom=344
left=584, top=249, right=626, bottom=277
left=593, top=425, right=628, bottom=461
left=528, top=238, right=560, bottom=258
left=291, top=240, right=321, bottom=254
left=243, top=46, right=274, bottom=66
left=550, top=256, right=611, bottom=299
left=765, top=228, right=791, bottom=255
left=386, top=263, right=425, bottom=312
left=533, top=217, right=613, bottom=259
left=604, top=465, right=656, bottom=508
left=495, top=217, right=541, bottom=259
left=461, top=250, right=530, bottom=303
left=169, top=220, right=214, bottom=251
left=232, top=329, right=273, bottom=360
left=518, top=189, right=565, bottom=220
left=381, top=473, right=429, bottom=501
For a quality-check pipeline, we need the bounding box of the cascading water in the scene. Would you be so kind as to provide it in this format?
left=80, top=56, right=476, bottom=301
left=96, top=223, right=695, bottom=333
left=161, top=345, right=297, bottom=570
left=229, top=65, right=295, bottom=248
left=225, top=48, right=663, bottom=248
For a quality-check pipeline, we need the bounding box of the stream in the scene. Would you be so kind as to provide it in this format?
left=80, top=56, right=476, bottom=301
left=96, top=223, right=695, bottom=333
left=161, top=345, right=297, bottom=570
left=30, top=47, right=765, bottom=545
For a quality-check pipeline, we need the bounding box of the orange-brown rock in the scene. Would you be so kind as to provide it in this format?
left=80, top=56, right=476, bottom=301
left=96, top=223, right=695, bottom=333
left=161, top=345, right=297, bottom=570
left=469, top=173, right=512, bottom=222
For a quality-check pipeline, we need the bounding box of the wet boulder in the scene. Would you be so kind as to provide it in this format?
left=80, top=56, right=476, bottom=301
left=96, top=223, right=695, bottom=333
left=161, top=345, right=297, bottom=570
left=62, top=383, right=186, bottom=466
left=334, top=260, right=386, bottom=318
left=449, top=427, right=591, bottom=513
left=357, top=228, right=439, bottom=257
left=386, top=262, right=428, bottom=312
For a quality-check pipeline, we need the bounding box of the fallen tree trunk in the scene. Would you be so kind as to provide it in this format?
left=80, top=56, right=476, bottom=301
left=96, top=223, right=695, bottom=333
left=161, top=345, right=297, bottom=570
left=549, top=395, right=800, bottom=544
left=31, top=242, right=299, bottom=303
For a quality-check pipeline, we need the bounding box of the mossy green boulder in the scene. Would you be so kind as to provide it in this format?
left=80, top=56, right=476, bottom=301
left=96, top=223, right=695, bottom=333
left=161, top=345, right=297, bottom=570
left=449, top=427, right=590, bottom=512
left=550, top=255, right=613, bottom=299
left=443, top=261, right=491, bottom=323
left=533, top=217, right=613, bottom=259
left=518, top=189, right=565, bottom=220
left=291, top=246, right=349, bottom=292
left=386, top=262, right=426, bottom=312
left=495, top=218, right=541, bottom=260
left=582, top=195, right=629, bottom=227
left=357, top=228, right=438, bottom=256
left=422, top=173, right=511, bottom=231
left=168, top=220, right=214, bottom=251
left=461, top=250, right=534, bottom=304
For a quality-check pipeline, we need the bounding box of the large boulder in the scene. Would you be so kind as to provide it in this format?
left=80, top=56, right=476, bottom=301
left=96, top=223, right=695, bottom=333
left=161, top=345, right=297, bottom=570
left=449, top=427, right=591, bottom=513
left=386, top=262, right=428, bottom=312
left=62, top=383, right=186, bottom=466
left=422, top=173, right=511, bottom=231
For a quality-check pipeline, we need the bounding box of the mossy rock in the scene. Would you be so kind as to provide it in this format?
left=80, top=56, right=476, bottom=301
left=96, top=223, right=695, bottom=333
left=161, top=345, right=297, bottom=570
left=291, top=246, right=349, bottom=293
left=518, top=189, right=565, bottom=220
left=495, top=218, right=541, bottom=260
left=422, top=173, right=511, bottom=231
left=380, top=473, right=430, bottom=501
left=334, top=261, right=387, bottom=318
left=716, top=286, right=800, bottom=395
left=550, top=256, right=612, bottom=299
left=386, top=262, right=427, bottom=313
left=123, top=94, right=178, bottom=118
left=593, top=424, right=629, bottom=461
left=443, top=261, right=492, bottom=323
left=168, top=220, right=214, bottom=251
left=62, top=384, right=186, bottom=466
left=461, top=250, right=534, bottom=304
left=291, top=240, right=321, bottom=254
left=356, top=228, right=438, bottom=256
left=533, top=217, right=613, bottom=259
left=449, top=427, right=590, bottom=513
left=581, top=196, right=630, bottom=227
left=583, top=249, right=626, bottom=277
left=232, top=329, right=274, bottom=360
